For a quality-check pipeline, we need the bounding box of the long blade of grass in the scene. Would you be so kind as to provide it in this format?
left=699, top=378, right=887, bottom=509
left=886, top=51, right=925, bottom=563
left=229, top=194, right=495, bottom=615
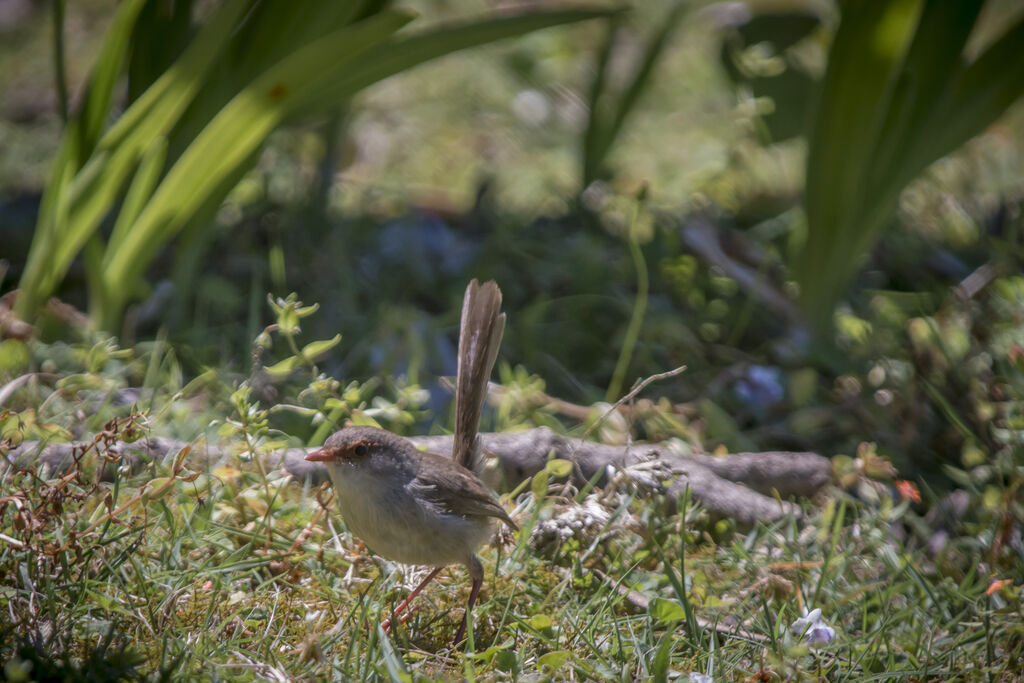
left=869, top=1, right=983, bottom=196
left=603, top=2, right=687, bottom=177
left=76, top=0, right=146, bottom=161
left=798, top=0, right=922, bottom=328
left=15, top=129, right=78, bottom=316
left=101, top=10, right=414, bottom=298
left=14, top=0, right=252, bottom=322
left=99, top=0, right=252, bottom=152
left=107, top=137, right=169, bottom=250
left=295, top=7, right=621, bottom=115
left=15, top=0, right=147, bottom=318
left=917, top=13, right=1024, bottom=171
left=582, top=17, right=620, bottom=188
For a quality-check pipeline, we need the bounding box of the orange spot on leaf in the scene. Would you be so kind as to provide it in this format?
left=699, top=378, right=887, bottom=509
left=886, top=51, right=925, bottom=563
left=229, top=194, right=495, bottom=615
left=269, top=83, right=287, bottom=101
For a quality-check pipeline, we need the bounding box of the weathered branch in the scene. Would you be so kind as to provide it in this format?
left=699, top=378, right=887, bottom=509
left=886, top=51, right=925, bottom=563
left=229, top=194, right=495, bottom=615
left=4, top=428, right=829, bottom=525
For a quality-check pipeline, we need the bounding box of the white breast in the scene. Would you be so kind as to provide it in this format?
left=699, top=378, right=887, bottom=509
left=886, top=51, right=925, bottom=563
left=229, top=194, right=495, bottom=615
left=325, top=463, right=492, bottom=568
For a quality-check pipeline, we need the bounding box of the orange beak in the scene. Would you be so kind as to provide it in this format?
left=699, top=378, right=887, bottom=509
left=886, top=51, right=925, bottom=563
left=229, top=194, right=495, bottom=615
left=305, top=447, right=340, bottom=462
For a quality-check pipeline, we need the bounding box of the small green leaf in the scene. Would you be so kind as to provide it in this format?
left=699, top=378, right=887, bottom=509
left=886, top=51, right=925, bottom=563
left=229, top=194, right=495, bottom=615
left=377, top=625, right=412, bottom=683
left=143, top=477, right=171, bottom=504
left=531, top=469, right=549, bottom=502
left=300, top=334, right=341, bottom=360
left=545, top=458, right=573, bottom=478
left=172, top=445, right=192, bottom=472
left=324, top=398, right=347, bottom=411
left=651, top=631, right=673, bottom=683
left=469, top=642, right=512, bottom=662
left=649, top=597, right=687, bottom=624
left=538, top=650, right=571, bottom=671
left=350, top=411, right=383, bottom=429
left=263, top=356, right=302, bottom=377
left=295, top=303, right=320, bottom=319
left=528, top=614, right=553, bottom=631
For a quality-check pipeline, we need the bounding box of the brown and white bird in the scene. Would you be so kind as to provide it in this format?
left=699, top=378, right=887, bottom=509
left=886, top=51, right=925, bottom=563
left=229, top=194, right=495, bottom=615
left=306, top=280, right=515, bottom=643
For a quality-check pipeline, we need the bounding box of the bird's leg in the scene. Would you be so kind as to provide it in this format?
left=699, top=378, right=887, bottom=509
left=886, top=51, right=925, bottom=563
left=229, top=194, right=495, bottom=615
left=381, top=566, right=443, bottom=634
left=453, top=557, right=484, bottom=645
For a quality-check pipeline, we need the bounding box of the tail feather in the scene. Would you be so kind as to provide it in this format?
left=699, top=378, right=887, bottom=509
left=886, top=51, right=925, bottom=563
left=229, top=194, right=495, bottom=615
left=453, top=279, right=505, bottom=470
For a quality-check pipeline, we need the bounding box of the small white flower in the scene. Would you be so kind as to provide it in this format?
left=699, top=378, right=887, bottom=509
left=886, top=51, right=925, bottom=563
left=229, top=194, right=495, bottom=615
left=688, top=673, right=713, bottom=683
left=790, top=608, right=836, bottom=647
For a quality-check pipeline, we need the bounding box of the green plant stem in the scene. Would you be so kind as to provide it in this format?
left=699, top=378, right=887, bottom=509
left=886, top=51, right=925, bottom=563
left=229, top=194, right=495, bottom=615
left=606, top=201, right=648, bottom=402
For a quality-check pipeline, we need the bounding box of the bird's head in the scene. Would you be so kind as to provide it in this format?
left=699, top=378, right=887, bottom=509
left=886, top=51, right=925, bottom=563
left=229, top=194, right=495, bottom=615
left=305, top=426, right=415, bottom=479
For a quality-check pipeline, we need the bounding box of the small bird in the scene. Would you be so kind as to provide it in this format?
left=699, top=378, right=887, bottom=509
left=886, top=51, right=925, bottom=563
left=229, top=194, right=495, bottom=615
left=306, top=280, right=515, bottom=643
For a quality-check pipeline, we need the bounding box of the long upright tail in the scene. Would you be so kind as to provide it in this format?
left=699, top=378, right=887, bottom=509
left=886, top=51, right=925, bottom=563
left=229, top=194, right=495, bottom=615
left=452, top=279, right=505, bottom=471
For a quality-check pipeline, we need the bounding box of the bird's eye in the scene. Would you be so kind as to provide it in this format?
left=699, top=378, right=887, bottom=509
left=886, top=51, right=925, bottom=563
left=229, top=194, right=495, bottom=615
left=354, top=444, right=369, bottom=457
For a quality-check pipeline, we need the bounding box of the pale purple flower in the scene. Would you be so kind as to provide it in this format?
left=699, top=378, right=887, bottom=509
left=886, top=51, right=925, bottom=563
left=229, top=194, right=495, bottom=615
left=790, top=608, right=836, bottom=647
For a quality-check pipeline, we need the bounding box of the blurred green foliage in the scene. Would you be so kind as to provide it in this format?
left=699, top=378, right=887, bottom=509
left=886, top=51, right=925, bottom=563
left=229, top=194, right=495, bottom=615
left=798, top=0, right=1024, bottom=330
left=582, top=2, right=687, bottom=189
left=12, top=0, right=613, bottom=332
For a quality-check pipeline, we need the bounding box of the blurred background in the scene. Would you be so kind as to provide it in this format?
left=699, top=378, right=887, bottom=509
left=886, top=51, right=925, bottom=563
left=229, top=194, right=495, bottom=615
left=1, top=0, right=1023, bottom=487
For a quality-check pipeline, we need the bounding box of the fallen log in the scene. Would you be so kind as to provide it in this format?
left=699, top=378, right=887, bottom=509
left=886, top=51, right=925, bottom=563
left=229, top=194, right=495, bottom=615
left=4, top=428, right=829, bottom=525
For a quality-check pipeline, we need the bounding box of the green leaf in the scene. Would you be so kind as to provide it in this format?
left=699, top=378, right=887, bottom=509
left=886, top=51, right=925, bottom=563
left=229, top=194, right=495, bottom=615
left=126, top=0, right=194, bottom=102
left=651, top=630, right=673, bottom=683
left=649, top=597, right=687, bottom=624
left=582, top=17, right=619, bottom=187
left=303, top=7, right=619, bottom=114
left=18, top=3, right=614, bottom=329
left=469, top=641, right=512, bottom=662
left=528, top=614, right=554, bottom=631
left=604, top=3, right=687, bottom=177
left=350, top=412, right=383, bottom=429
left=295, top=303, right=321, bottom=319
left=101, top=10, right=414, bottom=302
left=800, top=0, right=922, bottom=322
left=545, top=458, right=574, bottom=478
left=538, top=650, right=572, bottom=672
left=143, top=477, right=171, bottom=504
left=99, top=0, right=252, bottom=152
left=76, top=0, right=146, bottom=161
left=16, top=135, right=77, bottom=317
left=920, top=13, right=1024, bottom=170
left=107, top=137, right=168, bottom=251
left=377, top=625, right=412, bottom=683
left=531, top=469, right=549, bottom=502
left=697, top=398, right=756, bottom=452
left=300, top=335, right=342, bottom=361
left=15, top=0, right=252, bottom=322
left=797, top=0, right=1024, bottom=332
left=870, top=2, right=982, bottom=190
left=0, top=339, right=30, bottom=375
left=263, top=356, right=302, bottom=378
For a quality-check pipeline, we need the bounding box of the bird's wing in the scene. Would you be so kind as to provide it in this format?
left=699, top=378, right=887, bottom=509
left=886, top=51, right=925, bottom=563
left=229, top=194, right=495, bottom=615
left=411, top=451, right=517, bottom=530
